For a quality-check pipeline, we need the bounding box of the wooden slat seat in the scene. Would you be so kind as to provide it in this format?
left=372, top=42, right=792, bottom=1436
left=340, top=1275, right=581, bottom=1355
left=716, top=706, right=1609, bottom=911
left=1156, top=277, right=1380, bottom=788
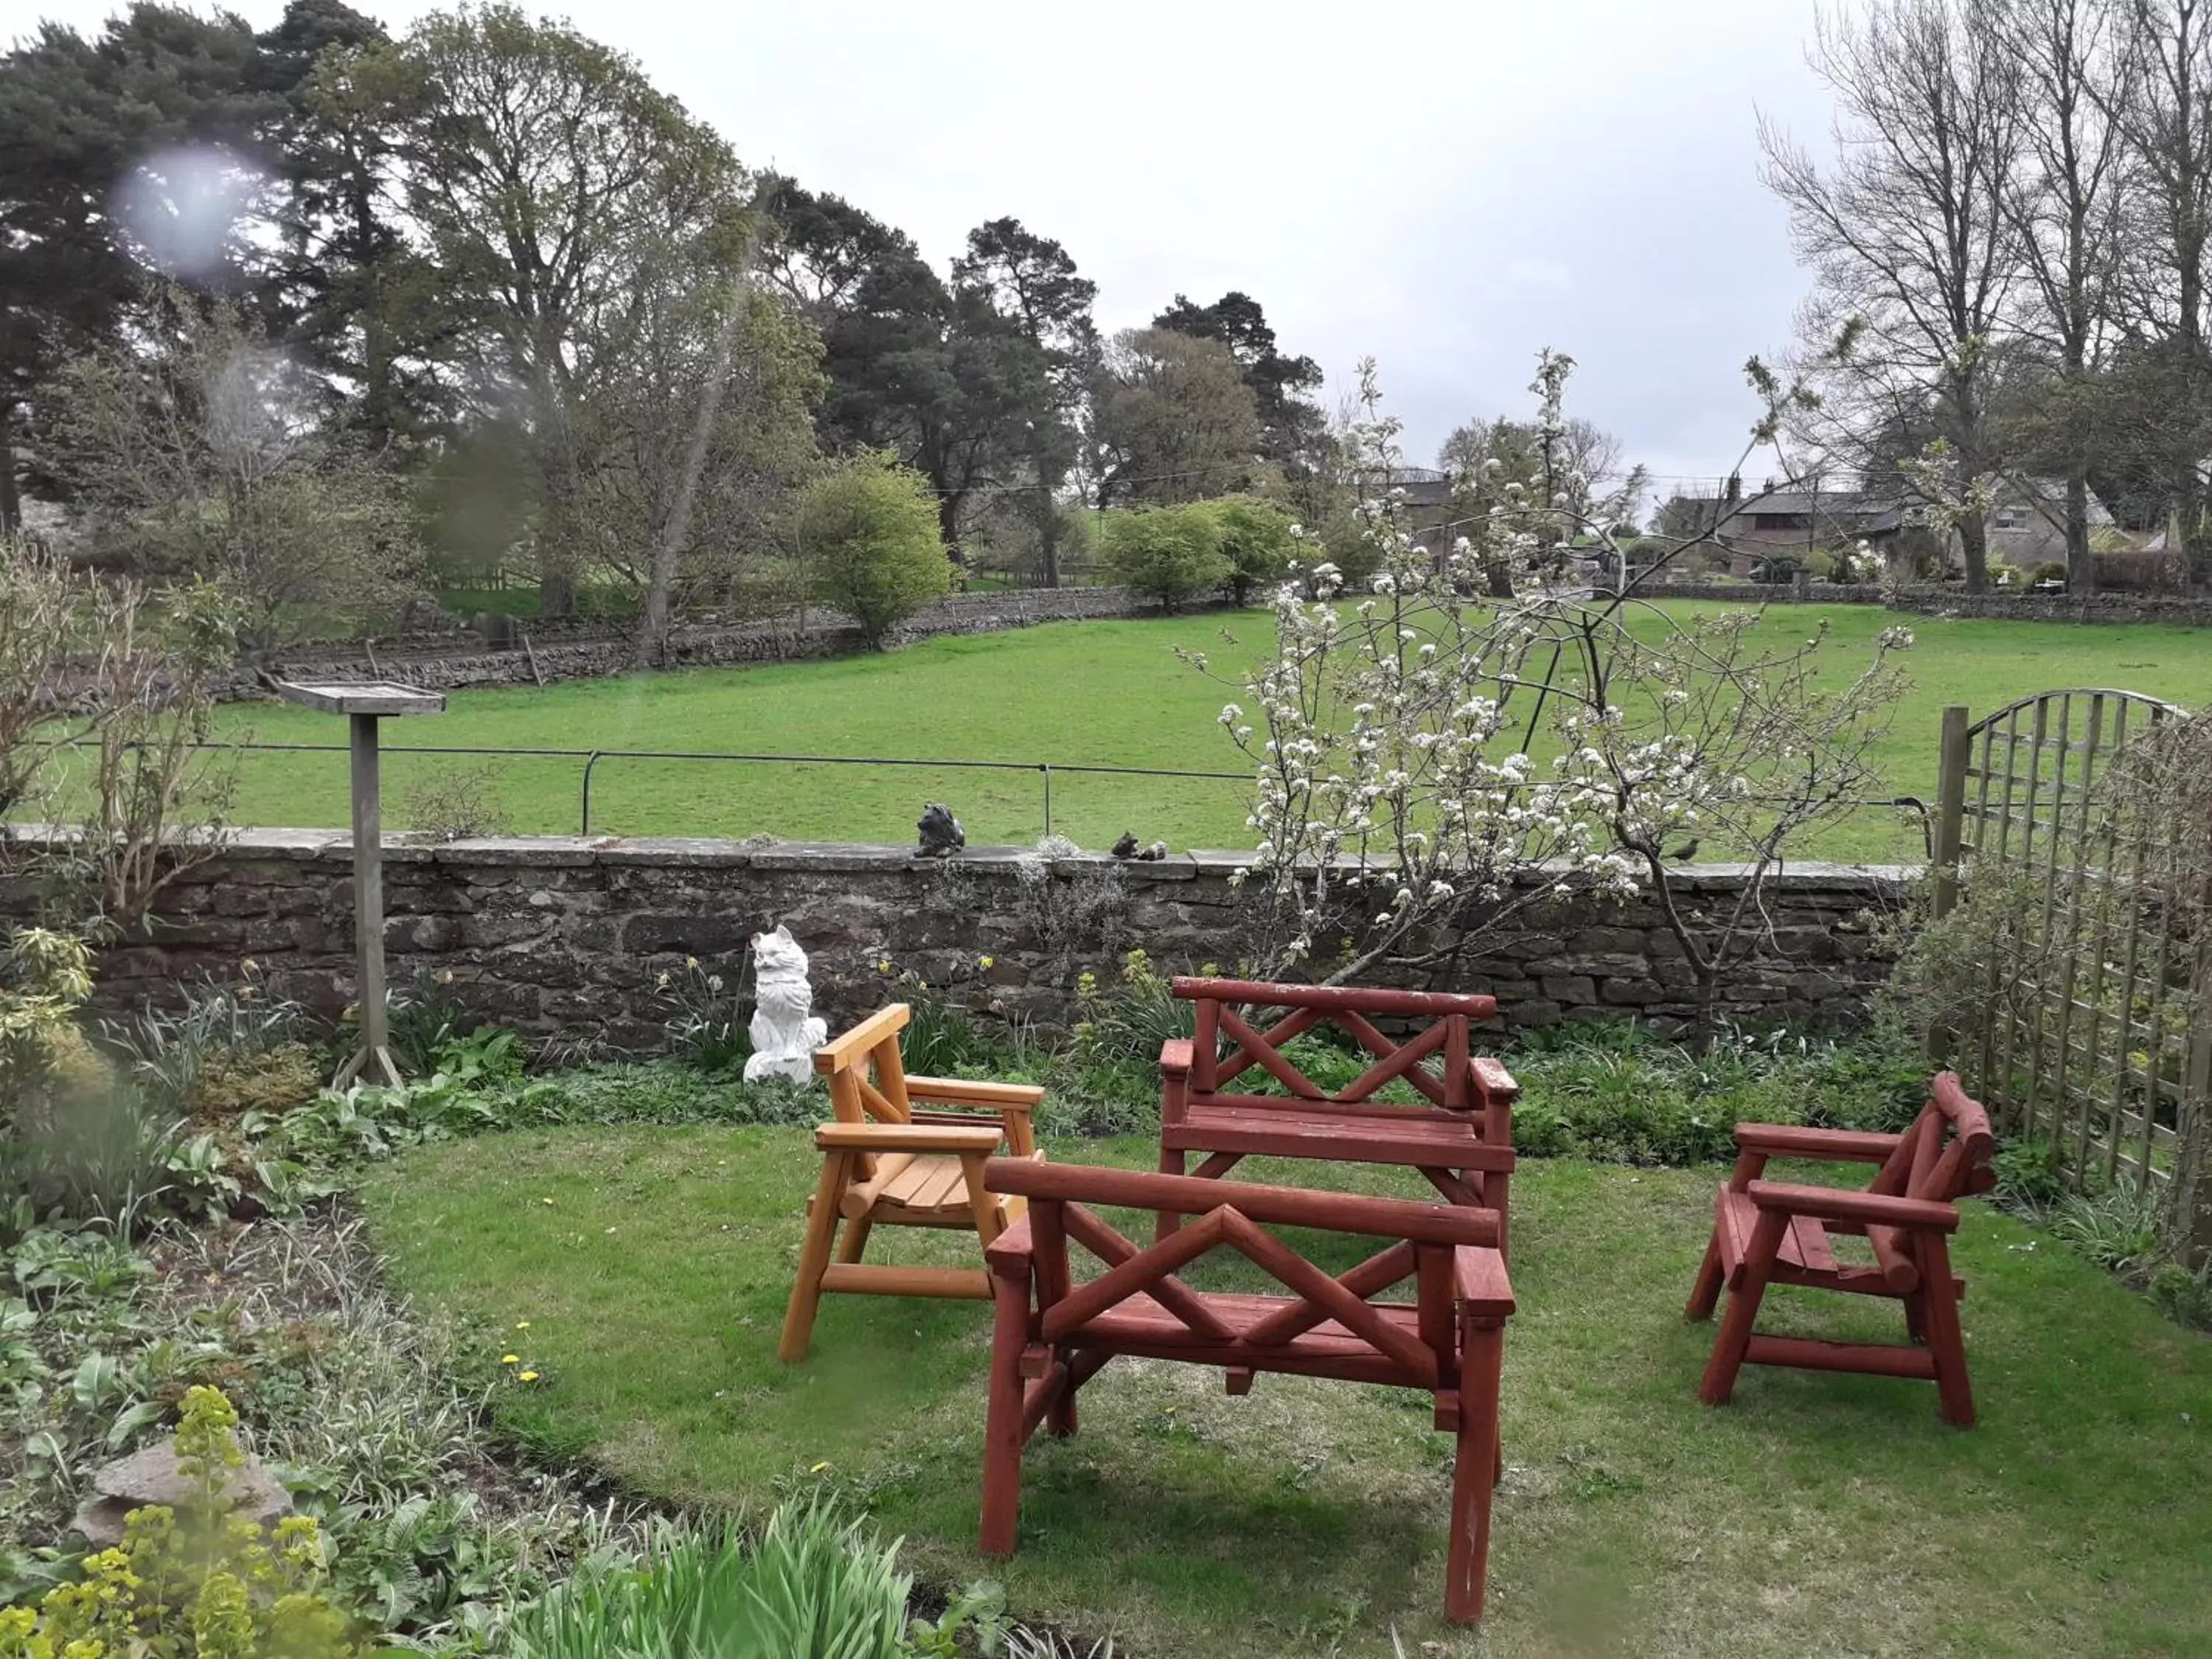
left=978, top=1160, right=1517, bottom=1624
left=778, top=1004, right=1047, bottom=1362
left=1155, top=978, right=1522, bottom=1253
left=1686, top=1074, right=1996, bottom=1424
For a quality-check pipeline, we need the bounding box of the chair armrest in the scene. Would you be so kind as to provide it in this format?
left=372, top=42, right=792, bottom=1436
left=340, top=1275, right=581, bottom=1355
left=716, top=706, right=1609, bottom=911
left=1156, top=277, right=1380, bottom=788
left=1733, top=1124, right=1903, bottom=1162
left=814, top=1122, right=1006, bottom=1155
left=1160, top=1038, right=1194, bottom=1077
left=1470, top=1057, right=1520, bottom=1105
left=1747, top=1180, right=1959, bottom=1232
left=1453, top=1245, right=1515, bottom=1316
left=984, top=1213, right=1036, bottom=1270
left=905, top=1076, right=1045, bottom=1113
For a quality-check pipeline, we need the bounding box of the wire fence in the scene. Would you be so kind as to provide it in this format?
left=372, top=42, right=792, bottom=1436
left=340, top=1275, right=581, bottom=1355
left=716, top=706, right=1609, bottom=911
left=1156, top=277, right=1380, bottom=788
left=187, top=738, right=1935, bottom=856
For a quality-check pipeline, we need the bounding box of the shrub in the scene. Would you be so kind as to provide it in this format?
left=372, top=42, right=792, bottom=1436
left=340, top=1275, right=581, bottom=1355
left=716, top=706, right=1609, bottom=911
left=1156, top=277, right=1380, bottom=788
left=1099, top=505, right=1228, bottom=611
left=790, top=452, right=952, bottom=648
left=2049, top=1188, right=2166, bottom=1275
left=399, top=761, right=512, bottom=841
left=2147, top=1262, right=2212, bottom=1329
left=2032, top=559, right=2069, bottom=585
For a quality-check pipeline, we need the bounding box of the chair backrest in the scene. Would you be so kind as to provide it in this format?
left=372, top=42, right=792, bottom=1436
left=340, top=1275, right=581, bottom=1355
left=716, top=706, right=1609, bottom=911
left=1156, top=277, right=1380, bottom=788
left=1172, top=977, right=1499, bottom=1111
left=814, top=1005, right=914, bottom=1176
left=1873, top=1072, right=1997, bottom=1203
left=985, top=1159, right=1503, bottom=1386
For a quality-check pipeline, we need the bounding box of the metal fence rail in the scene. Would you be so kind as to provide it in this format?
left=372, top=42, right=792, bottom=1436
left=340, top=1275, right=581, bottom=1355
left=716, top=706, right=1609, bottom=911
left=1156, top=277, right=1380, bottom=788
left=186, top=738, right=1933, bottom=853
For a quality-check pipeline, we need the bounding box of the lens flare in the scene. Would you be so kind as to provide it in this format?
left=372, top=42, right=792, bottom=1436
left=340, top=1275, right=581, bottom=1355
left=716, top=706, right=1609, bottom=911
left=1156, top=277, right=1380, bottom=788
left=112, top=145, right=262, bottom=282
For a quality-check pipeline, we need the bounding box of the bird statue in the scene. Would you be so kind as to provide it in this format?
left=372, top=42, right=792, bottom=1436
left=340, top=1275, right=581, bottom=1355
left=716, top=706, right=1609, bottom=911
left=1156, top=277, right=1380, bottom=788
left=916, top=803, right=965, bottom=858
left=1135, top=841, right=1169, bottom=861
left=1110, top=832, right=1139, bottom=860
left=1666, top=838, right=1701, bottom=862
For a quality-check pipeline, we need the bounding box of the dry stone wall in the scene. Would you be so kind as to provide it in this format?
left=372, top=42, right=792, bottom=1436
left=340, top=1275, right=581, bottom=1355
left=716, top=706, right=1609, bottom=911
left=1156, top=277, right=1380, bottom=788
left=30, top=832, right=1911, bottom=1052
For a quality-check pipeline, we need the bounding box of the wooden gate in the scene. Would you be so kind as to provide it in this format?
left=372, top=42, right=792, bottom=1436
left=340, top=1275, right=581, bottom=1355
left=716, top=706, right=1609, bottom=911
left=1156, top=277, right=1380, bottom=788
left=1932, top=691, right=2210, bottom=1264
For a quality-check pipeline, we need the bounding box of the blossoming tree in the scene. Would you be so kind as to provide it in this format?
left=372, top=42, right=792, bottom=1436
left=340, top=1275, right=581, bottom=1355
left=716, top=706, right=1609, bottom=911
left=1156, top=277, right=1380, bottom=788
left=1211, top=353, right=1912, bottom=1043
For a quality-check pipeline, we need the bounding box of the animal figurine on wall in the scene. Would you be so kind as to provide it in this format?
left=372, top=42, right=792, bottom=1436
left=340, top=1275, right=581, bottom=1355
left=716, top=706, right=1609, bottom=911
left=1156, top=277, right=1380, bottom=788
left=743, top=925, right=827, bottom=1083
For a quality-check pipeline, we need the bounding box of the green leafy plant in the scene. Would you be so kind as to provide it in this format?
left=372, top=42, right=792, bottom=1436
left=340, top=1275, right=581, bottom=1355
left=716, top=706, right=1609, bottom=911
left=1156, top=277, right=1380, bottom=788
left=2049, top=1187, right=2167, bottom=1276
left=0, top=1385, right=362, bottom=1658
left=790, top=451, right=953, bottom=649
left=659, top=958, right=751, bottom=1074
left=507, top=1500, right=909, bottom=1659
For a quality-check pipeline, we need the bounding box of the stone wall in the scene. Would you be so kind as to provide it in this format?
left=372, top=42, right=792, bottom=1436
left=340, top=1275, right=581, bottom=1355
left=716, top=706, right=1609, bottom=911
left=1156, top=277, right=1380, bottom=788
left=223, top=586, right=1172, bottom=701
left=1635, top=579, right=2212, bottom=626
left=33, top=831, right=1911, bottom=1051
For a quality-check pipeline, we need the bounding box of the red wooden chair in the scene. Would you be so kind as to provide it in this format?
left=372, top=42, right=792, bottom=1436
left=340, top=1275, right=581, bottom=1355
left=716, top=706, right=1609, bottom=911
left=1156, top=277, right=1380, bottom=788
left=979, top=1160, right=1515, bottom=1624
left=1157, top=978, right=1520, bottom=1250
left=1686, top=1072, right=1997, bottom=1425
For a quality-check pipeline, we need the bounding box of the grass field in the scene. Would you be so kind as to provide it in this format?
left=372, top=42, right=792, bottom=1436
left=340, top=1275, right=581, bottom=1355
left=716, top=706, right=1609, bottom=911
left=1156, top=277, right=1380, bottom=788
left=214, top=605, right=2212, bottom=860
left=361, top=1127, right=2212, bottom=1658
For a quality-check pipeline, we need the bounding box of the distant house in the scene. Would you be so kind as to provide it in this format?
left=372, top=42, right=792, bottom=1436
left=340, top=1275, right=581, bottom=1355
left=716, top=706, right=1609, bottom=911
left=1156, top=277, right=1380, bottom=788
left=1658, top=473, right=2109, bottom=579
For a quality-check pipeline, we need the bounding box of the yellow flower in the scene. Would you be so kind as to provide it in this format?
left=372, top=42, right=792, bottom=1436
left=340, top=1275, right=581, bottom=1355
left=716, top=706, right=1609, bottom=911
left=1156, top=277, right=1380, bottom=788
left=515, top=1320, right=531, bottom=1329
left=501, top=1354, right=519, bottom=1365
left=686, top=956, right=699, bottom=970
left=540, top=1197, right=554, bottom=1206
left=978, top=955, right=995, bottom=969
left=809, top=1461, right=830, bottom=1473
left=875, top=957, right=891, bottom=973
left=518, top=1371, right=540, bottom=1382
left=240, top=957, right=258, bottom=974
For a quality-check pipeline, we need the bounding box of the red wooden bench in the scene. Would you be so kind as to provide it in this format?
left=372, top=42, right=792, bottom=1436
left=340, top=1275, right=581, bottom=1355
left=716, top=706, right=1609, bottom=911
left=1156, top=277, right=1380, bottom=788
left=1686, top=1072, right=1997, bottom=1425
left=1156, top=978, right=1520, bottom=1249
left=978, top=1160, right=1516, bottom=1623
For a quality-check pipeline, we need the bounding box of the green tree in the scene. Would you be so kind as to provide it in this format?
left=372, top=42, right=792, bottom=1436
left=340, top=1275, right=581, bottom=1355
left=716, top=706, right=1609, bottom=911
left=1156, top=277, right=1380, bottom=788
left=0, top=3, right=284, bottom=532
left=790, top=451, right=950, bottom=647
left=1202, top=494, right=1297, bottom=604
left=1100, top=503, right=1228, bottom=610
left=1089, top=328, right=1262, bottom=506
left=391, top=4, right=753, bottom=616
left=46, top=296, right=422, bottom=646
left=953, top=217, right=1099, bottom=587
left=1153, top=291, right=1325, bottom=477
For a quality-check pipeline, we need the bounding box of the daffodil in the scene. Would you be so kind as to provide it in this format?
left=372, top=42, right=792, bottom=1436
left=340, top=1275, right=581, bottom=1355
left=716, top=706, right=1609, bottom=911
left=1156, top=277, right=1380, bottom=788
left=519, top=1370, right=540, bottom=1382
left=501, top=1354, right=519, bottom=1365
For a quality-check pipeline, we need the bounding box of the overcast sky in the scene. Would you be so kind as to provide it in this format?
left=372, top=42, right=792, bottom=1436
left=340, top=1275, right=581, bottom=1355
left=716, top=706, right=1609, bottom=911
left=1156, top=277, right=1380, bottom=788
left=24, top=0, right=1840, bottom=494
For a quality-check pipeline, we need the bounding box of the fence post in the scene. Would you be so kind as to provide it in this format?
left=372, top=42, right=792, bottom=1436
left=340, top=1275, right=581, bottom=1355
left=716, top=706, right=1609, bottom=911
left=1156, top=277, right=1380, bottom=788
left=1931, top=705, right=1969, bottom=919
left=1926, top=703, right=1972, bottom=1065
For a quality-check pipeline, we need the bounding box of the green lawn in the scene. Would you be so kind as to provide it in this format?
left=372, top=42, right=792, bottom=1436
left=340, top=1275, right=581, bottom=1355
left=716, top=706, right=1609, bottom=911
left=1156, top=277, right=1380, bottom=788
left=220, top=606, right=2212, bottom=860
left=361, top=1126, right=2212, bottom=1658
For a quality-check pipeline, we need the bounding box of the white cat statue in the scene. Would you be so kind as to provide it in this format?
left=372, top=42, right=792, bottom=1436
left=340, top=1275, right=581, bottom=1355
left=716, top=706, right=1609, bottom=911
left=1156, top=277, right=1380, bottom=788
left=743, top=925, right=829, bottom=1084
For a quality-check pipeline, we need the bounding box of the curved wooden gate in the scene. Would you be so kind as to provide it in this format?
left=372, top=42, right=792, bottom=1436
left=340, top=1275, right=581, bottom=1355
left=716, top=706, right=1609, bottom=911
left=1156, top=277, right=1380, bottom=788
left=1932, top=689, right=2208, bottom=1262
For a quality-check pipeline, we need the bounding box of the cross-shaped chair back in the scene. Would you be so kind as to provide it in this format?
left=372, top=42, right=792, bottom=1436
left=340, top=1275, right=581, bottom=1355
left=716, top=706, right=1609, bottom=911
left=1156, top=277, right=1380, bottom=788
left=1174, top=977, right=1496, bottom=1110
left=1872, top=1073, right=1997, bottom=1206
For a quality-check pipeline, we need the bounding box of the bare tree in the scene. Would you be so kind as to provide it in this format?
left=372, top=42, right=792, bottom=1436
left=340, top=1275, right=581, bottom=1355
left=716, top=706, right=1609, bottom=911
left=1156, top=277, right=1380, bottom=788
left=2104, top=0, right=2212, bottom=581
left=1762, top=0, right=2025, bottom=591
left=1996, top=0, right=2133, bottom=591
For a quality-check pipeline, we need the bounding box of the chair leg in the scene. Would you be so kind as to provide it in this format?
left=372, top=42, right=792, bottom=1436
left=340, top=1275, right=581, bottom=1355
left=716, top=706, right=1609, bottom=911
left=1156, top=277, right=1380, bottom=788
left=1916, top=1234, right=1976, bottom=1427
left=1685, top=1229, right=1725, bottom=1321
left=979, top=1262, right=1032, bottom=1557
left=834, top=1212, right=874, bottom=1265
left=778, top=1153, right=851, bottom=1363
left=1154, top=1145, right=1186, bottom=1242
left=1447, top=1317, right=1506, bottom=1624
left=1700, top=1208, right=1787, bottom=1406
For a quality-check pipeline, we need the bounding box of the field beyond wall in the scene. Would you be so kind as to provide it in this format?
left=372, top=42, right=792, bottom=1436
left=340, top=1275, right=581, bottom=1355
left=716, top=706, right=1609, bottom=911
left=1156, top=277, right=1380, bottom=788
left=212, top=604, right=2212, bottom=861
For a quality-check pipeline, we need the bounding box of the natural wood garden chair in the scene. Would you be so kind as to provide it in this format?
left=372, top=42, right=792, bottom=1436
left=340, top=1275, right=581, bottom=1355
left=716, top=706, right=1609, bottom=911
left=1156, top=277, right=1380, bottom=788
left=978, top=1159, right=1516, bottom=1624
left=1157, top=978, right=1520, bottom=1250
left=777, top=1004, right=1046, bottom=1362
left=1686, top=1071, right=1997, bottom=1425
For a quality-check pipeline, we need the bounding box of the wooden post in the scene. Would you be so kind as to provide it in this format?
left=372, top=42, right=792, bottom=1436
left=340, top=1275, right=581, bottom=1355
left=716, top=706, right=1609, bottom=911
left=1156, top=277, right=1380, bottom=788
left=1928, top=704, right=1972, bottom=1065
left=1932, top=704, right=1970, bottom=920
left=344, top=710, right=397, bottom=1085
left=271, top=681, right=444, bottom=1090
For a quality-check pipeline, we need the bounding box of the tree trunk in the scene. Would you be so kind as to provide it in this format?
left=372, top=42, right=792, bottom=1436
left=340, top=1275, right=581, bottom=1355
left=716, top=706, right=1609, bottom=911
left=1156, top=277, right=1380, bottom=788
left=1484, top=557, right=1515, bottom=599
left=2065, top=463, right=2094, bottom=593
left=1035, top=487, right=1060, bottom=588
left=1958, top=512, right=1991, bottom=593
left=0, top=406, right=19, bottom=538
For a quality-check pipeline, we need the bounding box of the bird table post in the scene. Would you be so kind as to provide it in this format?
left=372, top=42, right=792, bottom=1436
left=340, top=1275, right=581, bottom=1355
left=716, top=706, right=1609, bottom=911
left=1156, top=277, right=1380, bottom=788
left=272, top=681, right=447, bottom=1088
